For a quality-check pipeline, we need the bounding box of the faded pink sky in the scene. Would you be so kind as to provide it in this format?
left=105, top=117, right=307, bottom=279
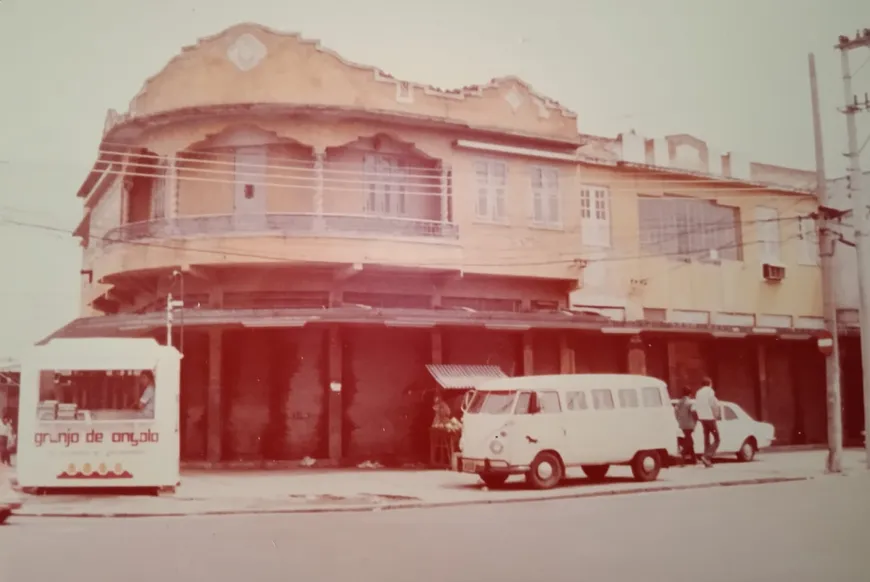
left=0, top=0, right=868, bottom=359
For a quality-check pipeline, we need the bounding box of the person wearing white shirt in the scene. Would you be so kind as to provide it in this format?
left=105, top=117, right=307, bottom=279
left=136, top=371, right=156, bottom=419
left=0, top=415, right=12, bottom=466
left=693, top=378, right=721, bottom=467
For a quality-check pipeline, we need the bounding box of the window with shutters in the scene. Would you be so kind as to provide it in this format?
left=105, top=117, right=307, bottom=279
left=755, top=206, right=781, bottom=263
left=531, top=166, right=561, bottom=226
left=638, top=195, right=742, bottom=261
left=474, top=160, right=507, bottom=222
left=580, top=186, right=611, bottom=247
left=363, top=154, right=407, bottom=216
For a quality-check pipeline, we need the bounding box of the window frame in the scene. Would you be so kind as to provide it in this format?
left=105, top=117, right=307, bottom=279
left=637, top=195, right=743, bottom=262
left=473, top=159, right=508, bottom=223
left=580, top=185, right=612, bottom=247
left=755, top=205, right=781, bottom=264
left=531, top=166, right=562, bottom=227
left=363, top=153, right=408, bottom=217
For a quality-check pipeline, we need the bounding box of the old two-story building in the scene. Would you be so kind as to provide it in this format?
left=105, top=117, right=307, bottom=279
left=826, top=171, right=869, bottom=445
left=43, top=23, right=829, bottom=466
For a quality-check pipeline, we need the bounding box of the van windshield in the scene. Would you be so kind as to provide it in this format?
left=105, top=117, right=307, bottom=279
left=466, top=390, right=516, bottom=414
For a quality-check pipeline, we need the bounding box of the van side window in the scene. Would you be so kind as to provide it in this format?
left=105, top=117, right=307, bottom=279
left=515, top=392, right=532, bottom=414
left=591, top=389, right=614, bottom=410
left=618, top=388, right=639, bottom=408
left=537, top=391, right=561, bottom=413
left=641, top=386, right=664, bottom=408
left=565, top=391, right=588, bottom=411
left=514, top=391, right=561, bottom=414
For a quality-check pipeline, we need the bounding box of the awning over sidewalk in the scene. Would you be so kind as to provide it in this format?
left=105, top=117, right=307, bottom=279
left=426, top=364, right=508, bottom=391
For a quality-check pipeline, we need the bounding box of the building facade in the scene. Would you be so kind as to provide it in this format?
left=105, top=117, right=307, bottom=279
left=50, top=23, right=829, bottom=465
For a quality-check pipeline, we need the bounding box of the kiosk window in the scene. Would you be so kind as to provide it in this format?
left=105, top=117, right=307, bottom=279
left=36, top=369, right=156, bottom=421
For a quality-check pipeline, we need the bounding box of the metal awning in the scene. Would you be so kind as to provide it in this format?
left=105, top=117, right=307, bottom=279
left=426, top=364, right=508, bottom=391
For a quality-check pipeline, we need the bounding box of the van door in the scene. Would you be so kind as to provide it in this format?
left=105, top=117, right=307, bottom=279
left=562, top=389, right=597, bottom=466
left=584, top=388, right=618, bottom=463
left=513, top=390, right=565, bottom=465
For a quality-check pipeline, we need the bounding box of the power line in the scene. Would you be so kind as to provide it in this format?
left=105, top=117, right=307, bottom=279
left=81, top=143, right=815, bottom=195
left=1, top=211, right=810, bottom=269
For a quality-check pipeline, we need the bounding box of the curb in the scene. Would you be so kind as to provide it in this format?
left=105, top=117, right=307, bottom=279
left=9, top=475, right=810, bottom=519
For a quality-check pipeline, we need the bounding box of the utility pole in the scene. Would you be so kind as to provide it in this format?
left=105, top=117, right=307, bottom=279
left=837, top=29, right=870, bottom=468
left=809, top=53, right=844, bottom=472
left=165, top=293, right=184, bottom=348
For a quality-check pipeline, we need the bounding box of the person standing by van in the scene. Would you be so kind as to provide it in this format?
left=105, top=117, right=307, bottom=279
left=675, top=388, right=698, bottom=465
left=0, top=415, right=11, bottom=466
left=694, top=377, right=721, bottom=467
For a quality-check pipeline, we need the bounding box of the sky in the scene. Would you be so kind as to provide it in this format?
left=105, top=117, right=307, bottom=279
left=0, top=0, right=869, bottom=360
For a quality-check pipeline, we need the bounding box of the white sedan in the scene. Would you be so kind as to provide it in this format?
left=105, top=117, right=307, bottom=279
left=671, top=399, right=775, bottom=462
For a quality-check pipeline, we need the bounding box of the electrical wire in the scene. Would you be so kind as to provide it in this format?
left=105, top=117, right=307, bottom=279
left=74, top=142, right=815, bottom=197
left=0, top=212, right=811, bottom=269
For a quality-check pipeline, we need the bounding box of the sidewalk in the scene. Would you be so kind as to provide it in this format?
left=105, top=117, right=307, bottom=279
left=2, top=450, right=867, bottom=518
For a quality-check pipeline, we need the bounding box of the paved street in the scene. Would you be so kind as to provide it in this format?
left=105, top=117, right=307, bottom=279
left=4, top=450, right=867, bottom=517
left=2, top=473, right=869, bottom=582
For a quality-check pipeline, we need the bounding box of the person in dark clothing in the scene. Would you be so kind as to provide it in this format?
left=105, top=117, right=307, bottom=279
left=675, top=387, right=698, bottom=465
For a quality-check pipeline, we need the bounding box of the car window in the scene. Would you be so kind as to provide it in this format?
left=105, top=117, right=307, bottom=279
left=642, top=386, right=664, bottom=407
left=591, top=389, right=615, bottom=410
left=723, top=406, right=738, bottom=421
left=565, top=390, right=588, bottom=411
left=515, top=391, right=561, bottom=414
left=618, top=388, right=639, bottom=408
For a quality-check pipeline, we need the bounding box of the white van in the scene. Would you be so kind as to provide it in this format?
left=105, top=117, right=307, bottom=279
left=454, top=374, right=680, bottom=490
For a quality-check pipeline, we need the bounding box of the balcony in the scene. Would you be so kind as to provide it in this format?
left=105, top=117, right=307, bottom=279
left=95, top=132, right=459, bottom=249
left=97, top=213, right=458, bottom=247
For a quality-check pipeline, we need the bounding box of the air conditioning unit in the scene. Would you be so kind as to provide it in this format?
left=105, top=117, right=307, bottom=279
left=762, top=263, right=786, bottom=282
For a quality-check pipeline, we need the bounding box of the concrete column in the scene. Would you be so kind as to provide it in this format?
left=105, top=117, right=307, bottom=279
left=522, top=331, right=534, bottom=375
left=628, top=335, right=647, bottom=375
left=166, top=155, right=179, bottom=219
left=314, top=148, right=325, bottom=229
left=439, top=166, right=450, bottom=225
left=756, top=342, right=769, bottom=421
left=559, top=332, right=575, bottom=374
left=327, top=326, right=342, bottom=462
left=206, top=328, right=222, bottom=463
left=431, top=328, right=444, bottom=365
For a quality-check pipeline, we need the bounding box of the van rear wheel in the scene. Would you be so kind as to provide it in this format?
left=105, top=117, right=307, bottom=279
left=480, top=473, right=509, bottom=489
left=631, top=451, right=662, bottom=482
left=526, top=452, right=564, bottom=490
left=581, top=464, right=610, bottom=482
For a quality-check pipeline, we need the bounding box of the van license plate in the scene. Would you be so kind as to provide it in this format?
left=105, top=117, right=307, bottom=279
left=462, top=459, right=478, bottom=473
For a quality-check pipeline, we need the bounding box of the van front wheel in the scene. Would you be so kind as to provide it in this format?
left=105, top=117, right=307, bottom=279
left=631, top=451, right=662, bottom=482
left=527, top=452, right=564, bottom=490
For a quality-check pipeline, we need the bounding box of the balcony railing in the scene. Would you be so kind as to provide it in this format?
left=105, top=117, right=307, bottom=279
left=95, top=213, right=459, bottom=247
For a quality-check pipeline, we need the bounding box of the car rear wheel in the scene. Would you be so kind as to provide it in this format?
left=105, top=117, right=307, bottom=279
left=631, top=451, right=662, bottom=482
left=526, top=452, right=564, bottom=490
left=737, top=438, right=757, bottom=462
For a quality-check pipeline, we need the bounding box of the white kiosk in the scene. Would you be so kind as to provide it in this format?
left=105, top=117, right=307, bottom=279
left=16, top=337, right=181, bottom=492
